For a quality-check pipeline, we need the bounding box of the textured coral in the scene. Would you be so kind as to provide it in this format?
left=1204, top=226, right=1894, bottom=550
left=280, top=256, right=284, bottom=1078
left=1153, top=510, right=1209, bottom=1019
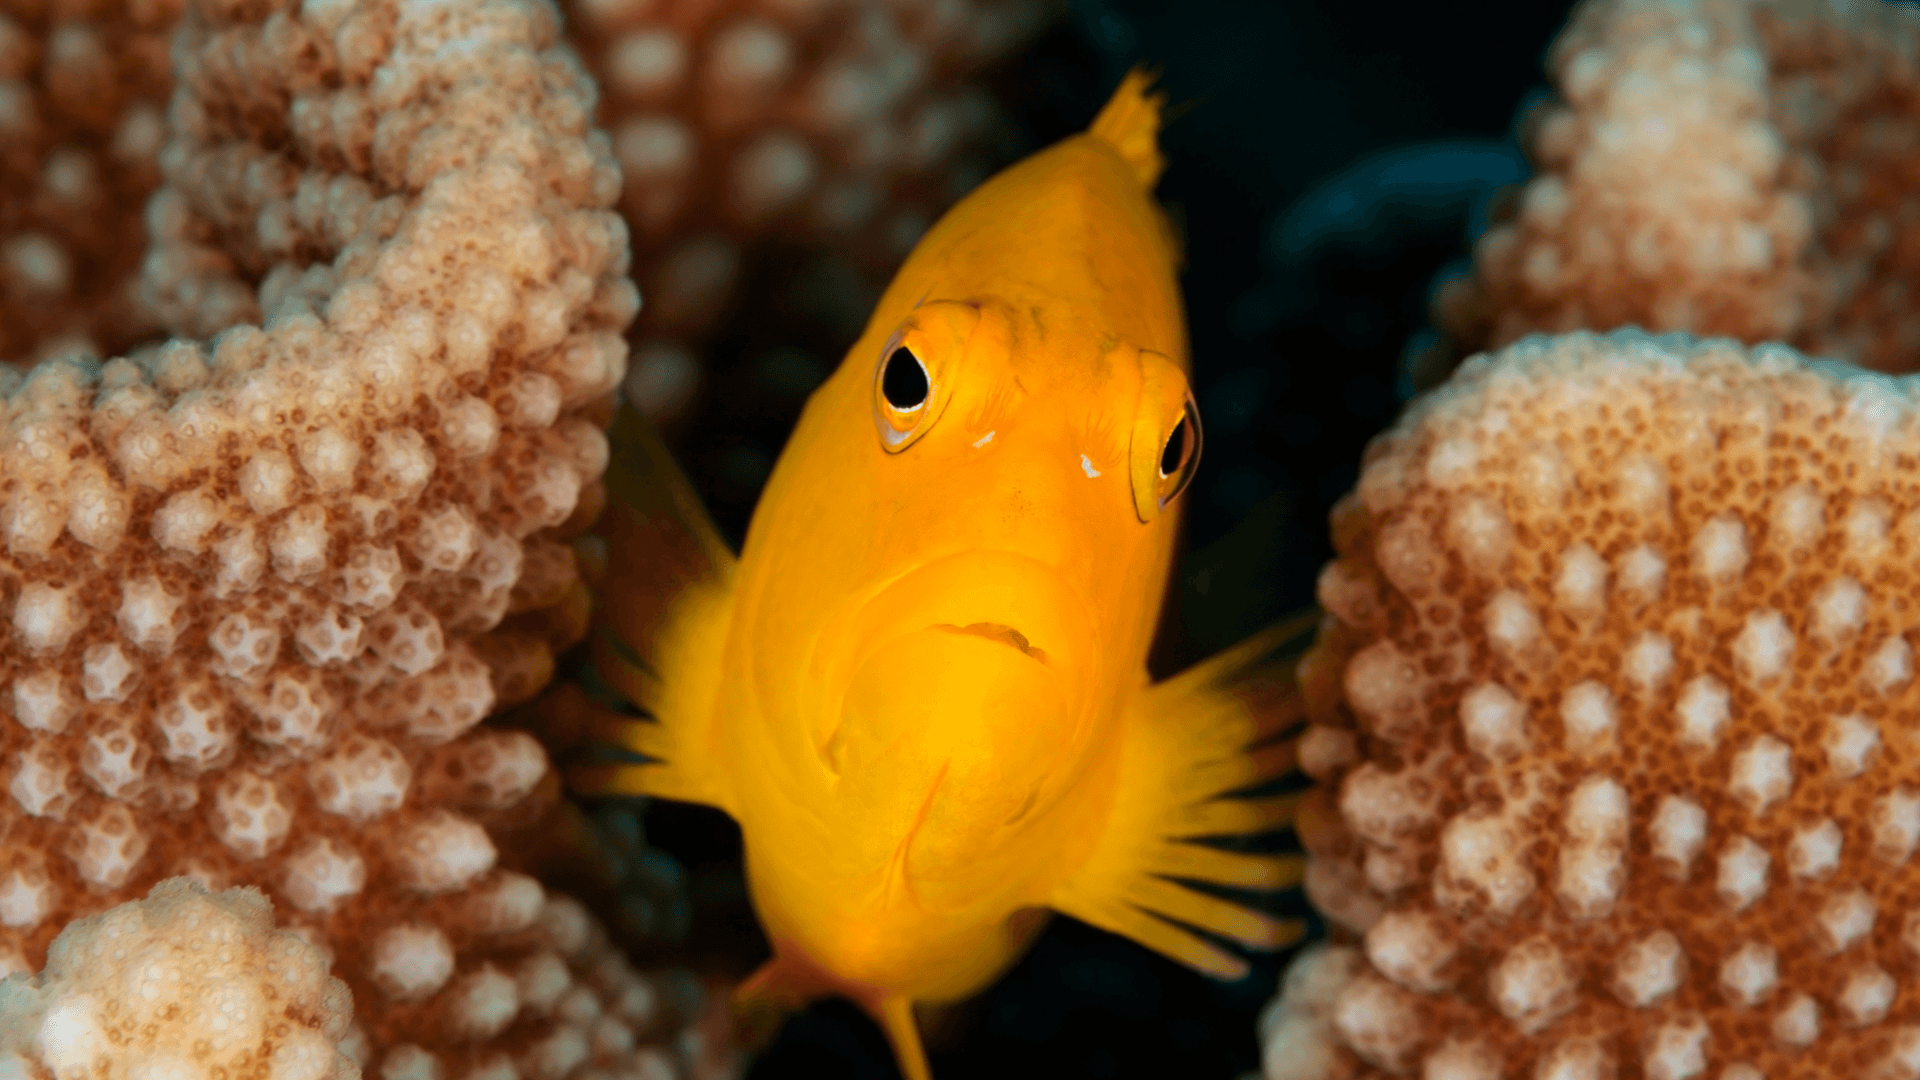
left=0, top=879, right=359, bottom=1080
left=0, top=0, right=735, bottom=1073
left=0, top=0, right=178, bottom=366
left=1436, top=0, right=1920, bottom=375
left=0, top=0, right=1051, bottom=425
left=1270, top=330, right=1920, bottom=1078
left=569, top=0, right=1051, bottom=420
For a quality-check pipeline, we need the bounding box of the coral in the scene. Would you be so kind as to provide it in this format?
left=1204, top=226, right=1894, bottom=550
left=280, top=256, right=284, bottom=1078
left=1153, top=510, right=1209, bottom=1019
left=568, top=0, right=1051, bottom=420
left=0, top=0, right=734, bottom=1072
left=1436, top=0, right=1920, bottom=375
left=1270, top=329, right=1920, bottom=1078
left=0, top=0, right=1052, bottom=427
left=0, top=0, right=178, bottom=366
left=0, top=879, right=358, bottom=1080
left=0, top=0, right=1059, bottom=1068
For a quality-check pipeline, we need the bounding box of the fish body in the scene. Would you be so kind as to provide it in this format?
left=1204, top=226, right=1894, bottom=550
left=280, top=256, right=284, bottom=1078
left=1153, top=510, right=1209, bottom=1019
left=583, top=71, right=1305, bottom=1080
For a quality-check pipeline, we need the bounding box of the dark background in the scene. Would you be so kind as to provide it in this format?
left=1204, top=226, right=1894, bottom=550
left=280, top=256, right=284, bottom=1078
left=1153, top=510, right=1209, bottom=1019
left=642, top=1, right=1583, bottom=1076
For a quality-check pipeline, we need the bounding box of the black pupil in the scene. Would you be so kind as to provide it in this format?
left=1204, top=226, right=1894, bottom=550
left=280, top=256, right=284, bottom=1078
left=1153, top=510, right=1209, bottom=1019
left=882, top=346, right=929, bottom=410
left=1159, top=416, right=1187, bottom=476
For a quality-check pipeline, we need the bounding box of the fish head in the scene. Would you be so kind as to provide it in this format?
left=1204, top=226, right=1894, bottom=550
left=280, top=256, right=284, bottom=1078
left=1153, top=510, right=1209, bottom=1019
left=733, top=123, right=1195, bottom=917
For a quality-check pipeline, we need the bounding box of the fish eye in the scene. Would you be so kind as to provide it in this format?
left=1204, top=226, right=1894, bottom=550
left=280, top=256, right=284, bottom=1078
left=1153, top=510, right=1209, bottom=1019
left=1155, top=394, right=1202, bottom=506
left=1128, top=350, right=1201, bottom=522
left=870, top=301, right=982, bottom=453
left=882, top=346, right=930, bottom=411
left=1159, top=414, right=1188, bottom=478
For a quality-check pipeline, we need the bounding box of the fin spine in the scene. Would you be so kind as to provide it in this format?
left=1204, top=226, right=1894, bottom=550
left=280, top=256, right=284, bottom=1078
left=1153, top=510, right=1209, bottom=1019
left=1089, top=65, right=1168, bottom=189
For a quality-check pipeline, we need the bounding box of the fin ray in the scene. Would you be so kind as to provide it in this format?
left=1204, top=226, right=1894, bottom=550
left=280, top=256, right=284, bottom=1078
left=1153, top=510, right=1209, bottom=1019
left=1125, top=876, right=1289, bottom=948
left=577, top=404, right=738, bottom=813
left=1089, top=66, right=1167, bottom=188
left=1150, top=844, right=1304, bottom=890
left=1072, top=896, right=1251, bottom=980
left=1050, top=614, right=1313, bottom=977
left=1175, top=793, right=1300, bottom=838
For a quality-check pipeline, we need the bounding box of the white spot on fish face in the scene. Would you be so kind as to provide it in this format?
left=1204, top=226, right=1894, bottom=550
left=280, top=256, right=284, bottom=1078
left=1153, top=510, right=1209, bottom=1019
left=1080, top=454, right=1101, bottom=478
left=973, top=431, right=995, bottom=448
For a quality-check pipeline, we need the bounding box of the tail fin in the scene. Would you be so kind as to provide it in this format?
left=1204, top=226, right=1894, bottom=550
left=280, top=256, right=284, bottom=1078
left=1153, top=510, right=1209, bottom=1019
left=1089, top=66, right=1167, bottom=189
left=569, top=403, right=737, bottom=812
left=1049, top=614, right=1314, bottom=978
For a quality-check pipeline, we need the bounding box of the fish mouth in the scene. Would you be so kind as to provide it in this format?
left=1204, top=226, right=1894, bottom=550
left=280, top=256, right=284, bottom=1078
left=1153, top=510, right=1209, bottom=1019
left=931, top=622, right=1048, bottom=665
left=804, top=549, right=1096, bottom=773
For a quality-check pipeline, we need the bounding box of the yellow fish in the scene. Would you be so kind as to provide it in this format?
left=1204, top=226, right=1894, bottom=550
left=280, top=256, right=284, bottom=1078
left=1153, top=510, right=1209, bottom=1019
left=578, top=70, right=1307, bottom=1080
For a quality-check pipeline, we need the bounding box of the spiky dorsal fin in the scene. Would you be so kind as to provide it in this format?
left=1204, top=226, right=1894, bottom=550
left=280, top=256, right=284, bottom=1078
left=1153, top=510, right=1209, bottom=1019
left=1089, top=66, right=1168, bottom=189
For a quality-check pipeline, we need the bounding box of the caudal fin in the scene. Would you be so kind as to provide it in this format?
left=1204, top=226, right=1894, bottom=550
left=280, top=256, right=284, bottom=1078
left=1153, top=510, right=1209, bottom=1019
left=1089, top=66, right=1167, bottom=189
left=568, top=403, right=737, bottom=812
left=1049, top=614, right=1314, bottom=978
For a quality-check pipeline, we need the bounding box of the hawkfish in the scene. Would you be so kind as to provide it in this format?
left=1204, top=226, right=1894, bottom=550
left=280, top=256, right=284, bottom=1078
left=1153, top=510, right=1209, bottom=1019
left=577, top=70, right=1307, bottom=1080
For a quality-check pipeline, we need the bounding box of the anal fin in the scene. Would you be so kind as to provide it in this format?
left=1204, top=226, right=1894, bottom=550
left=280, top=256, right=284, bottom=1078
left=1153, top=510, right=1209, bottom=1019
left=1050, top=613, right=1315, bottom=979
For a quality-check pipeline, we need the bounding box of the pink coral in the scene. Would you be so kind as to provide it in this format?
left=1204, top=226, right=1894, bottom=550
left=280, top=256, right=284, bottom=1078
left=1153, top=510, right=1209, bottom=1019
left=1269, top=329, right=1920, bottom=1078
left=1437, top=0, right=1920, bottom=375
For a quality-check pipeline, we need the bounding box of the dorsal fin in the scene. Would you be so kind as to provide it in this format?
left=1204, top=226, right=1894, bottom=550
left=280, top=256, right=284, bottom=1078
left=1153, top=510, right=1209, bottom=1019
left=1089, top=66, right=1167, bottom=189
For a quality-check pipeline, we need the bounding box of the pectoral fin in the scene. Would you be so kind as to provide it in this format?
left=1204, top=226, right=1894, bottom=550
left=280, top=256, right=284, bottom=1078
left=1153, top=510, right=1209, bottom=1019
left=569, top=403, right=737, bottom=813
left=1049, top=614, right=1315, bottom=978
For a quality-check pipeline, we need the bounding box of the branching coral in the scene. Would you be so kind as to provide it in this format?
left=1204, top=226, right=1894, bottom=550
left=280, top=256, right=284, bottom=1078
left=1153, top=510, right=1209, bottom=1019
left=568, top=0, right=1051, bottom=419
left=1269, top=329, right=1920, bottom=1078
left=1437, top=0, right=1920, bottom=374
left=0, top=0, right=179, bottom=367
left=0, top=0, right=736, bottom=1073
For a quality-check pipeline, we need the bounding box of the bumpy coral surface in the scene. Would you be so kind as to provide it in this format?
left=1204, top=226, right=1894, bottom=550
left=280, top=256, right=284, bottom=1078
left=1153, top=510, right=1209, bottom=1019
left=0, top=0, right=178, bottom=366
left=569, top=0, right=1049, bottom=419
left=1437, top=0, right=1920, bottom=375
left=0, top=0, right=731, bottom=1073
left=1273, top=330, right=1920, bottom=1078
left=0, top=879, right=358, bottom=1080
